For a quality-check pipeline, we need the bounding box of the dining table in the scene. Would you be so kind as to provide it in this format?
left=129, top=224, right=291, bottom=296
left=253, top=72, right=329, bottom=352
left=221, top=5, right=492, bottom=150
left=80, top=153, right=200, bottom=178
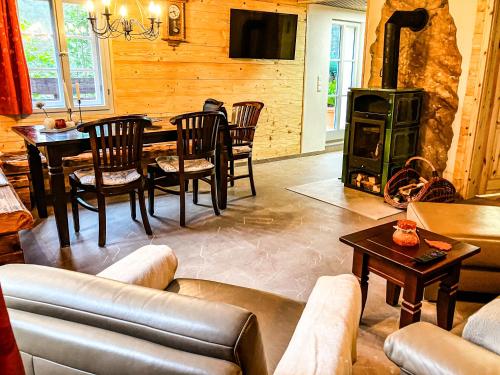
left=12, top=118, right=232, bottom=248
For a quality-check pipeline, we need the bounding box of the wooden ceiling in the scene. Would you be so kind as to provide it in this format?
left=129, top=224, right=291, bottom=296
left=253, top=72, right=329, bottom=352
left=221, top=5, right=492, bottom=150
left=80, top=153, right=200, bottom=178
left=298, top=0, right=367, bottom=12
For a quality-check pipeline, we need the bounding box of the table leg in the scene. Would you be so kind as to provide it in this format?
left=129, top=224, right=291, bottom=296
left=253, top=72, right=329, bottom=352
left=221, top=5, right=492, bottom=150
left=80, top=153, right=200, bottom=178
left=26, top=143, right=48, bottom=218
left=386, top=281, right=401, bottom=306
left=47, top=150, right=70, bottom=248
left=400, top=275, right=424, bottom=328
left=352, top=250, right=369, bottom=317
left=437, top=265, right=460, bottom=330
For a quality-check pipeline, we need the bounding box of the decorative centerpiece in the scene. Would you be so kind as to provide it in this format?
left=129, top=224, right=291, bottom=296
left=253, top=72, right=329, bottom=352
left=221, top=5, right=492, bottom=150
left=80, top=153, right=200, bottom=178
left=393, top=219, right=420, bottom=247
left=36, top=102, right=55, bottom=130
left=38, top=82, right=77, bottom=133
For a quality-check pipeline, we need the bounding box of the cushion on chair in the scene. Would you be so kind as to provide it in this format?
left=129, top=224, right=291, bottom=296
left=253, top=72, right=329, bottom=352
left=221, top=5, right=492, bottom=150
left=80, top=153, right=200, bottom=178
left=74, top=168, right=141, bottom=186
left=167, top=278, right=305, bottom=374
left=142, top=142, right=177, bottom=164
left=156, top=156, right=214, bottom=173
left=462, top=297, right=500, bottom=355
left=232, top=145, right=252, bottom=155
left=97, top=245, right=178, bottom=290
left=62, top=152, right=93, bottom=168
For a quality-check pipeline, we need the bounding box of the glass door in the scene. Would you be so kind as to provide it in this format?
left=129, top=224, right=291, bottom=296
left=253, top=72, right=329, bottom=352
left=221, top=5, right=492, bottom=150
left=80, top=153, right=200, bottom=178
left=326, top=20, right=362, bottom=142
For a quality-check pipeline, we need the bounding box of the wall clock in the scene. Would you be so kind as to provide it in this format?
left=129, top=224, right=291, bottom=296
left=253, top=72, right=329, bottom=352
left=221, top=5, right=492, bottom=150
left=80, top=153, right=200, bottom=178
left=163, top=0, right=187, bottom=46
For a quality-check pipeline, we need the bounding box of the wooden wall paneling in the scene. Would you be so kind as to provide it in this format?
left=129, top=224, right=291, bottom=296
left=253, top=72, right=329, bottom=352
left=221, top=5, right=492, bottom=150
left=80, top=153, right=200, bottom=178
left=452, top=0, right=498, bottom=198
left=1, top=0, right=307, bottom=161
left=480, top=67, right=500, bottom=193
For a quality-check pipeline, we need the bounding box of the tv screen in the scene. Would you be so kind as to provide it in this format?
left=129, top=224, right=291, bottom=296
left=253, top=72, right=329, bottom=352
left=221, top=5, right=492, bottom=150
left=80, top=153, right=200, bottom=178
left=229, top=9, right=298, bottom=60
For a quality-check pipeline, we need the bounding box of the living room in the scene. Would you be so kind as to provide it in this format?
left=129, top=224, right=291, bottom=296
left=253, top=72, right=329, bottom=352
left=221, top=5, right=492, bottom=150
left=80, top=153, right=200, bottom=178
left=0, top=0, right=499, bottom=374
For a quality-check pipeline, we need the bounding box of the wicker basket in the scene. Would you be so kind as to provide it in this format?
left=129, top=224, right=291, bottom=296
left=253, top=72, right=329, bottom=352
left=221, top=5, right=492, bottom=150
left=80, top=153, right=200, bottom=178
left=384, top=156, right=456, bottom=209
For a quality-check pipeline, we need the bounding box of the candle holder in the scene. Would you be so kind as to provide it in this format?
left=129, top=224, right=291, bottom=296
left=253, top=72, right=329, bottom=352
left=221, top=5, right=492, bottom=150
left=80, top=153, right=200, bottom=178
left=78, top=99, right=83, bottom=125
left=67, top=107, right=73, bottom=122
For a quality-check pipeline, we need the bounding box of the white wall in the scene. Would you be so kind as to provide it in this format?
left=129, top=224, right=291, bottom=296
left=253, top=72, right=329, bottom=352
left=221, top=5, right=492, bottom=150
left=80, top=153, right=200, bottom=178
left=301, top=5, right=366, bottom=153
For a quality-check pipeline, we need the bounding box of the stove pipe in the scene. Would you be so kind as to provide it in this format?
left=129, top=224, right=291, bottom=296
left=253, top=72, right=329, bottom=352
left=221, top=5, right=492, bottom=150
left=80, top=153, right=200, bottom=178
left=382, top=8, right=429, bottom=89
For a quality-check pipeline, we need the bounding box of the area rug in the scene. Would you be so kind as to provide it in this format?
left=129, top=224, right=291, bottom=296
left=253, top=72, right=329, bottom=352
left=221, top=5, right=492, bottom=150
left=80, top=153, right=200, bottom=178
left=287, top=178, right=402, bottom=220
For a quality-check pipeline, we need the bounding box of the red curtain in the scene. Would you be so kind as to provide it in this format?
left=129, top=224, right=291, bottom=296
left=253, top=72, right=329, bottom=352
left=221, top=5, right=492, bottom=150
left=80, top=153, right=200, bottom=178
left=0, top=284, right=25, bottom=375
left=0, top=0, right=32, bottom=115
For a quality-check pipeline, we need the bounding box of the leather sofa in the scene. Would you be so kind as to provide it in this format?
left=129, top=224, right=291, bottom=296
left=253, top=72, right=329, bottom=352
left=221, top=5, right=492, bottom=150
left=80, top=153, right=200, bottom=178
left=407, top=202, right=500, bottom=299
left=384, top=297, right=500, bottom=374
left=0, top=262, right=361, bottom=375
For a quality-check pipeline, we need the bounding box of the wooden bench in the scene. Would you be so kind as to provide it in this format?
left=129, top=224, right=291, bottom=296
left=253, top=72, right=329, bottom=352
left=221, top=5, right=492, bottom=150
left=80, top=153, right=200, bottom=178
left=0, top=169, right=34, bottom=265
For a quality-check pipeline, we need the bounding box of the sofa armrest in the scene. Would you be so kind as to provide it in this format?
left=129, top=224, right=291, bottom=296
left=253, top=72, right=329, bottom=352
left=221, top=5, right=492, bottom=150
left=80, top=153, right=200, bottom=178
left=97, top=245, right=178, bottom=290
left=384, top=322, right=500, bottom=375
left=273, top=274, right=361, bottom=375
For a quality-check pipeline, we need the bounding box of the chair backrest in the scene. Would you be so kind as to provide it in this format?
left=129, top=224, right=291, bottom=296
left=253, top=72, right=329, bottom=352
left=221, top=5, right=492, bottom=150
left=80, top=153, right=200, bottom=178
left=231, top=101, right=264, bottom=145
left=170, top=111, right=223, bottom=166
left=77, top=116, right=151, bottom=183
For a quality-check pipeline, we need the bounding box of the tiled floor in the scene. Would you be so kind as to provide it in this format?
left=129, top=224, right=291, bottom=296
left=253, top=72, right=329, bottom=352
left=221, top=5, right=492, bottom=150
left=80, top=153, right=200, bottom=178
left=21, top=151, right=484, bottom=373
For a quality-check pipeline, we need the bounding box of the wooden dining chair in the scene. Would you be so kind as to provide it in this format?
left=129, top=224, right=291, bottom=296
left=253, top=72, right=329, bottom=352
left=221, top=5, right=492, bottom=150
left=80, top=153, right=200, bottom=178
left=69, top=115, right=152, bottom=247
left=228, top=101, right=264, bottom=195
left=147, top=111, right=224, bottom=226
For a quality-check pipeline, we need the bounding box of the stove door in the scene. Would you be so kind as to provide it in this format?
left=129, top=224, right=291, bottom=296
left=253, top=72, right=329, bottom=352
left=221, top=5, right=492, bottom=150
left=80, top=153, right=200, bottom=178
left=349, top=117, right=385, bottom=172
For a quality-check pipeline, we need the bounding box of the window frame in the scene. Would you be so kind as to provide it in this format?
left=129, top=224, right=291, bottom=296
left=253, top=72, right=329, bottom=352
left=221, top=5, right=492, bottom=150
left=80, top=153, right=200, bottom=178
left=327, top=19, right=363, bottom=141
left=19, top=0, right=114, bottom=114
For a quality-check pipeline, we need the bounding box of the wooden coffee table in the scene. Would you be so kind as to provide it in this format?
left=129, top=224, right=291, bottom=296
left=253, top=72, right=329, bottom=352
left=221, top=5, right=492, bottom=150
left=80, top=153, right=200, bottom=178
left=340, top=221, right=480, bottom=330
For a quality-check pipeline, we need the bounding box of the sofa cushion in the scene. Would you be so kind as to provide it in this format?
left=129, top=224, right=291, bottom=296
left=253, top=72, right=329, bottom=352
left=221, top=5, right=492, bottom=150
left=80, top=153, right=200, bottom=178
left=167, top=278, right=305, bottom=374
left=11, top=309, right=241, bottom=375
left=0, top=264, right=267, bottom=375
left=97, top=245, right=178, bottom=290
left=407, top=202, right=500, bottom=269
left=463, top=297, right=500, bottom=355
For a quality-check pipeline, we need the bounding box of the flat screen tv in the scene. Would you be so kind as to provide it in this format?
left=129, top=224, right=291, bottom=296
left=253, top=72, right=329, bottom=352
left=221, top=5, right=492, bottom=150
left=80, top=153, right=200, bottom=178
left=229, top=9, right=298, bottom=60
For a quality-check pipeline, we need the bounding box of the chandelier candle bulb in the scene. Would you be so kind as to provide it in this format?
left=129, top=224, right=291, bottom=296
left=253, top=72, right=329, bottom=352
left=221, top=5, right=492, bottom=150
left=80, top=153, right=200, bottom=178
left=148, top=1, right=156, bottom=18
left=119, top=5, right=127, bottom=18
left=86, top=0, right=95, bottom=17
left=154, top=4, right=161, bottom=20
left=102, top=0, right=110, bottom=14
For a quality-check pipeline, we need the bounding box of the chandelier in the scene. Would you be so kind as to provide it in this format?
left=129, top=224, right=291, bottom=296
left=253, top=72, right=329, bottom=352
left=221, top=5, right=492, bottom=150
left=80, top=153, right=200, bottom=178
left=85, top=0, right=162, bottom=40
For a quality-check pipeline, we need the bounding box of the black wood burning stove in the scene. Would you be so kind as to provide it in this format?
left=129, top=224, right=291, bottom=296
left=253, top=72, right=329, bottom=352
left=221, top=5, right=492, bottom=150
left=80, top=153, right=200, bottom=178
left=342, top=88, right=423, bottom=194
left=341, top=8, right=428, bottom=195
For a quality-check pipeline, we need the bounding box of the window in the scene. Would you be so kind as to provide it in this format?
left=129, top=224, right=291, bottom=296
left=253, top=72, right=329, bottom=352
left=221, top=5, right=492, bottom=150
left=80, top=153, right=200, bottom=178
left=18, top=0, right=110, bottom=110
left=327, top=20, right=362, bottom=138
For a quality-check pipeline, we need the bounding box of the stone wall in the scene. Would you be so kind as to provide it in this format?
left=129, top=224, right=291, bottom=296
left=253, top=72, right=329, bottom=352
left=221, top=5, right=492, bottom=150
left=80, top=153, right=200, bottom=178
left=368, top=0, right=462, bottom=174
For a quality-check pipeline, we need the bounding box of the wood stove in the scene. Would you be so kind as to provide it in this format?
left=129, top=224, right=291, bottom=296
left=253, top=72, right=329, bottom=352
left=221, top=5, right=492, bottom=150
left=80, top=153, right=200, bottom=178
left=341, top=88, right=423, bottom=195
left=342, top=8, right=428, bottom=195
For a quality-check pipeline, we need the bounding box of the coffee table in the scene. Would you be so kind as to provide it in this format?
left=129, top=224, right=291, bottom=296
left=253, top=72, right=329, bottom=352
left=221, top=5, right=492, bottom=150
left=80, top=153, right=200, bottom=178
left=339, top=221, right=480, bottom=330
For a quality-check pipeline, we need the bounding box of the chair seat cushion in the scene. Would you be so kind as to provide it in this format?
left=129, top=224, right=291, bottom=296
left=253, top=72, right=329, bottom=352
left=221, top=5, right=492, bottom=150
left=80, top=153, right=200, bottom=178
left=232, top=145, right=252, bottom=155
left=74, top=168, right=141, bottom=186
left=62, top=152, right=93, bottom=168
left=142, top=143, right=177, bottom=164
left=166, top=278, right=305, bottom=374
left=156, top=156, right=214, bottom=173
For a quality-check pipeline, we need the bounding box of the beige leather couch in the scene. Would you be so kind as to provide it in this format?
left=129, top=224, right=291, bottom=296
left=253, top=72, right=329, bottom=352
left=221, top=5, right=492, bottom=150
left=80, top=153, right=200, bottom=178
left=407, top=202, right=500, bottom=299
left=384, top=297, right=500, bottom=374
left=0, top=263, right=361, bottom=375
